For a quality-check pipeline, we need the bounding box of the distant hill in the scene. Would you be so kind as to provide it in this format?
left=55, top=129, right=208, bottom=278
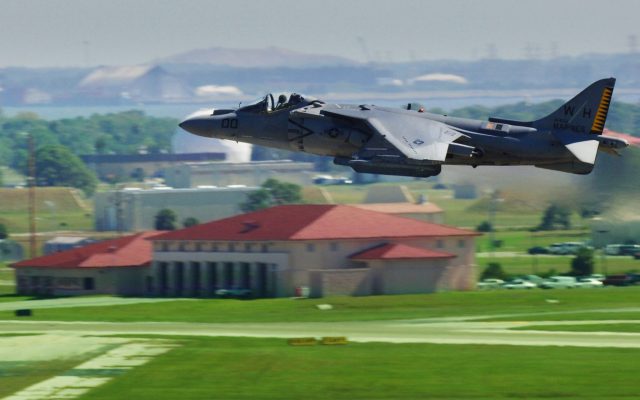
left=156, top=46, right=359, bottom=68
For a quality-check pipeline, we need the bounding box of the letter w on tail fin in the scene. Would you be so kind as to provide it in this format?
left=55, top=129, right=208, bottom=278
left=533, top=77, right=615, bottom=135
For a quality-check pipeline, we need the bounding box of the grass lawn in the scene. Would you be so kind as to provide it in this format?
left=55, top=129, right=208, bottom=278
left=0, top=263, right=16, bottom=296
left=476, top=229, right=591, bottom=252
left=2, top=287, right=639, bottom=324
left=0, top=357, right=92, bottom=398
left=78, top=336, right=640, bottom=400
left=0, top=211, right=93, bottom=234
left=513, top=323, right=640, bottom=333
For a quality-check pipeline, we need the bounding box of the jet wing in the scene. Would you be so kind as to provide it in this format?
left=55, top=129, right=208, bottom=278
left=320, top=106, right=464, bottom=162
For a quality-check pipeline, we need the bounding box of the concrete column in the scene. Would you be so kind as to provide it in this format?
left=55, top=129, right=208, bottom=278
left=184, top=262, right=194, bottom=297
left=201, top=263, right=211, bottom=297
left=232, top=262, right=241, bottom=288
left=173, top=261, right=185, bottom=297
left=164, top=262, right=175, bottom=297
left=216, top=263, right=225, bottom=291
left=150, top=261, right=161, bottom=296
left=250, top=263, right=259, bottom=294
left=192, top=262, right=202, bottom=297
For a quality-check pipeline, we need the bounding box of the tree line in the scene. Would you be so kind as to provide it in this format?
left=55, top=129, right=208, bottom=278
left=1, top=99, right=639, bottom=195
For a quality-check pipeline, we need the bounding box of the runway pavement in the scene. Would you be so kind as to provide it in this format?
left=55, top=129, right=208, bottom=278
left=1, top=314, right=639, bottom=348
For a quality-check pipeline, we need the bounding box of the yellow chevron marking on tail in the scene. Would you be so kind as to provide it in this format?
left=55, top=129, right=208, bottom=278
left=591, top=87, right=613, bottom=134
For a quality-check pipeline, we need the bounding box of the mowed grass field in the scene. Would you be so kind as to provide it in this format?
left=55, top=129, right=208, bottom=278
left=2, top=287, right=639, bottom=324
left=1, top=289, right=639, bottom=399
left=74, top=336, right=640, bottom=400
left=0, top=187, right=92, bottom=233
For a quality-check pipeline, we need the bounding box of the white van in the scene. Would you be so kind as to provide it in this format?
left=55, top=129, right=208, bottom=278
left=548, top=242, right=586, bottom=255
left=539, top=276, right=577, bottom=289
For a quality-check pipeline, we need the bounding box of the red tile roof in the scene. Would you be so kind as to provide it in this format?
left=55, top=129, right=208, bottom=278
left=351, top=202, right=443, bottom=214
left=153, top=204, right=478, bottom=242
left=12, top=231, right=162, bottom=269
left=350, top=243, right=456, bottom=260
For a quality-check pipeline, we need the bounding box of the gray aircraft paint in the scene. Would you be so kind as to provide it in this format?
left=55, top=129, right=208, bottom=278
left=179, top=79, right=628, bottom=178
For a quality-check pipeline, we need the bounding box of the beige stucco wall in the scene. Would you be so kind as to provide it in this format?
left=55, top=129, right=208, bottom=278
left=309, top=268, right=371, bottom=297
left=150, top=235, right=477, bottom=298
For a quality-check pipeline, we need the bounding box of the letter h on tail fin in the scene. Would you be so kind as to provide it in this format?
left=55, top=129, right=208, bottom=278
left=533, top=77, right=615, bottom=135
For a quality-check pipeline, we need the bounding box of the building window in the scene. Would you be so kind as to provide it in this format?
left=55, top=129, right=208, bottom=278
left=330, top=242, right=339, bottom=251
left=195, top=242, right=202, bottom=252
left=83, top=277, right=95, bottom=290
left=261, top=243, right=269, bottom=253
left=245, top=243, right=253, bottom=252
left=436, top=240, right=444, bottom=249
left=160, top=242, right=169, bottom=252
left=229, top=243, right=236, bottom=252
left=306, top=243, right=315, bottom=252
left=458, top=239, right=466, bottom=248
left=212, top=243, right=218, bottom=252
left=178, top=242, right=187, bottom=252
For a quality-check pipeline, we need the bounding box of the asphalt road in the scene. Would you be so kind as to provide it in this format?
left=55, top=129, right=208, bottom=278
left=1, top=315, right=639, bottom=348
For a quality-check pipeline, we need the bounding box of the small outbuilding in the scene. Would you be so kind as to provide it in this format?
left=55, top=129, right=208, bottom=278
left=12, top=232, right=161, bottom=296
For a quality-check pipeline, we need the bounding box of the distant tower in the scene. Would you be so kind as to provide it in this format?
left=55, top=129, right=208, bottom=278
left=82, top=40, right=91, bottom=67
left=357, top=36, right=372, bottom=64
left=628, top=35, right=638, bottom=54
left=549, top=41, right=559, bottom=59
left=486, top=43, right=498, bottom=59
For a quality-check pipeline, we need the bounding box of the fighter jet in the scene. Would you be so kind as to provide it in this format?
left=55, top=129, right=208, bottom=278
left=179, top=78, right=628, bottom=178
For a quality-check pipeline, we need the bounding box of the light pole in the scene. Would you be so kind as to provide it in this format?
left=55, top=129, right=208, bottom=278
left=20, top=132, right=38, bottom=259
left=596, top=229, right=609, bottom=276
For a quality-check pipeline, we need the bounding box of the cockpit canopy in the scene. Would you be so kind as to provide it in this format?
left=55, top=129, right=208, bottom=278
left=238, top=92, right=310, bottom=114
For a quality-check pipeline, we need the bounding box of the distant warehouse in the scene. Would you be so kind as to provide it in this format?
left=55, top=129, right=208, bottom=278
left=94, top=186, right=258, bottom=232
left=163, top=160, right=315, bottom=188
left=81, top=152, right=226, bottom=182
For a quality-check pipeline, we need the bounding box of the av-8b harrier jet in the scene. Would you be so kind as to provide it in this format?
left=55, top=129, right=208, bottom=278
left=179, top=78, right=628, bottom=177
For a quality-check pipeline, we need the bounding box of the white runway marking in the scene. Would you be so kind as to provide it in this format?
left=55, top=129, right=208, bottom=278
left=0, top=336, right=177, bottom=400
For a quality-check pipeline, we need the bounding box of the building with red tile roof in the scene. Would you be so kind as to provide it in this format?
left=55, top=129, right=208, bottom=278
left=150, top=205, right=479, bottom=297
left=12, top=232, right=161, bottom=296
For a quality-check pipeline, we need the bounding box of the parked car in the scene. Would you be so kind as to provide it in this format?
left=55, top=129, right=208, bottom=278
left=574, top=278, right=604, bottom=288
left=502, top=279, right=537, bottom=289
left=589, top=274, right=606, bottom=281
left=521, top=275, right=545, bottom=285
left=215, top=288, right=253, bottom=298
left=527, top=246, right=549, bottom=255
left=477, top=278, right=505, bottom=289
left=605, top=244, right=640, bottom=256
left=620, top=245, right=640, bottom=256
left=539, top=276, right=577, bottom=289
left=547, top=242, right=589, bottom=255
left=603, top=274, right=640, bottom=286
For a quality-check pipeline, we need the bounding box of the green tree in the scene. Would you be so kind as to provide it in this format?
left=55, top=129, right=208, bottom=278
left=155, top=209, right=177, bottom=231
left=570, top=247, right=595, bottom=276
left=240, top=179, right=303, bottom=212
left=480, top=263, right=508, bottom=280
left=33, top=145, right=98, bottom=196
left=182, top=217, right=200, bottom=228
left=537, top=204, right=572, bottom=231
left=476, top=220, right=493, bottom=232
left=0, top=223, right=8, bottom=240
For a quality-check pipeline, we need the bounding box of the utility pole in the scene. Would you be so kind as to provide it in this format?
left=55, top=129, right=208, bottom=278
left=27, top=133, right=37, bottom=258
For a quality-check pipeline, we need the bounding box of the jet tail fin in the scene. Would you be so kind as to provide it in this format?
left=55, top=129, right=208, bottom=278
left=532, top=78, right=615, bottom=135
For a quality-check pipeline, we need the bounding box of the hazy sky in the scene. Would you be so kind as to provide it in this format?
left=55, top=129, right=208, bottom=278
left=2, top=0, right=639, bottom=67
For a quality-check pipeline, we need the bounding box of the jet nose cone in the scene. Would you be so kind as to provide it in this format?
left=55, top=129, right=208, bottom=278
left=179, top=115, right=214, bottom=137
